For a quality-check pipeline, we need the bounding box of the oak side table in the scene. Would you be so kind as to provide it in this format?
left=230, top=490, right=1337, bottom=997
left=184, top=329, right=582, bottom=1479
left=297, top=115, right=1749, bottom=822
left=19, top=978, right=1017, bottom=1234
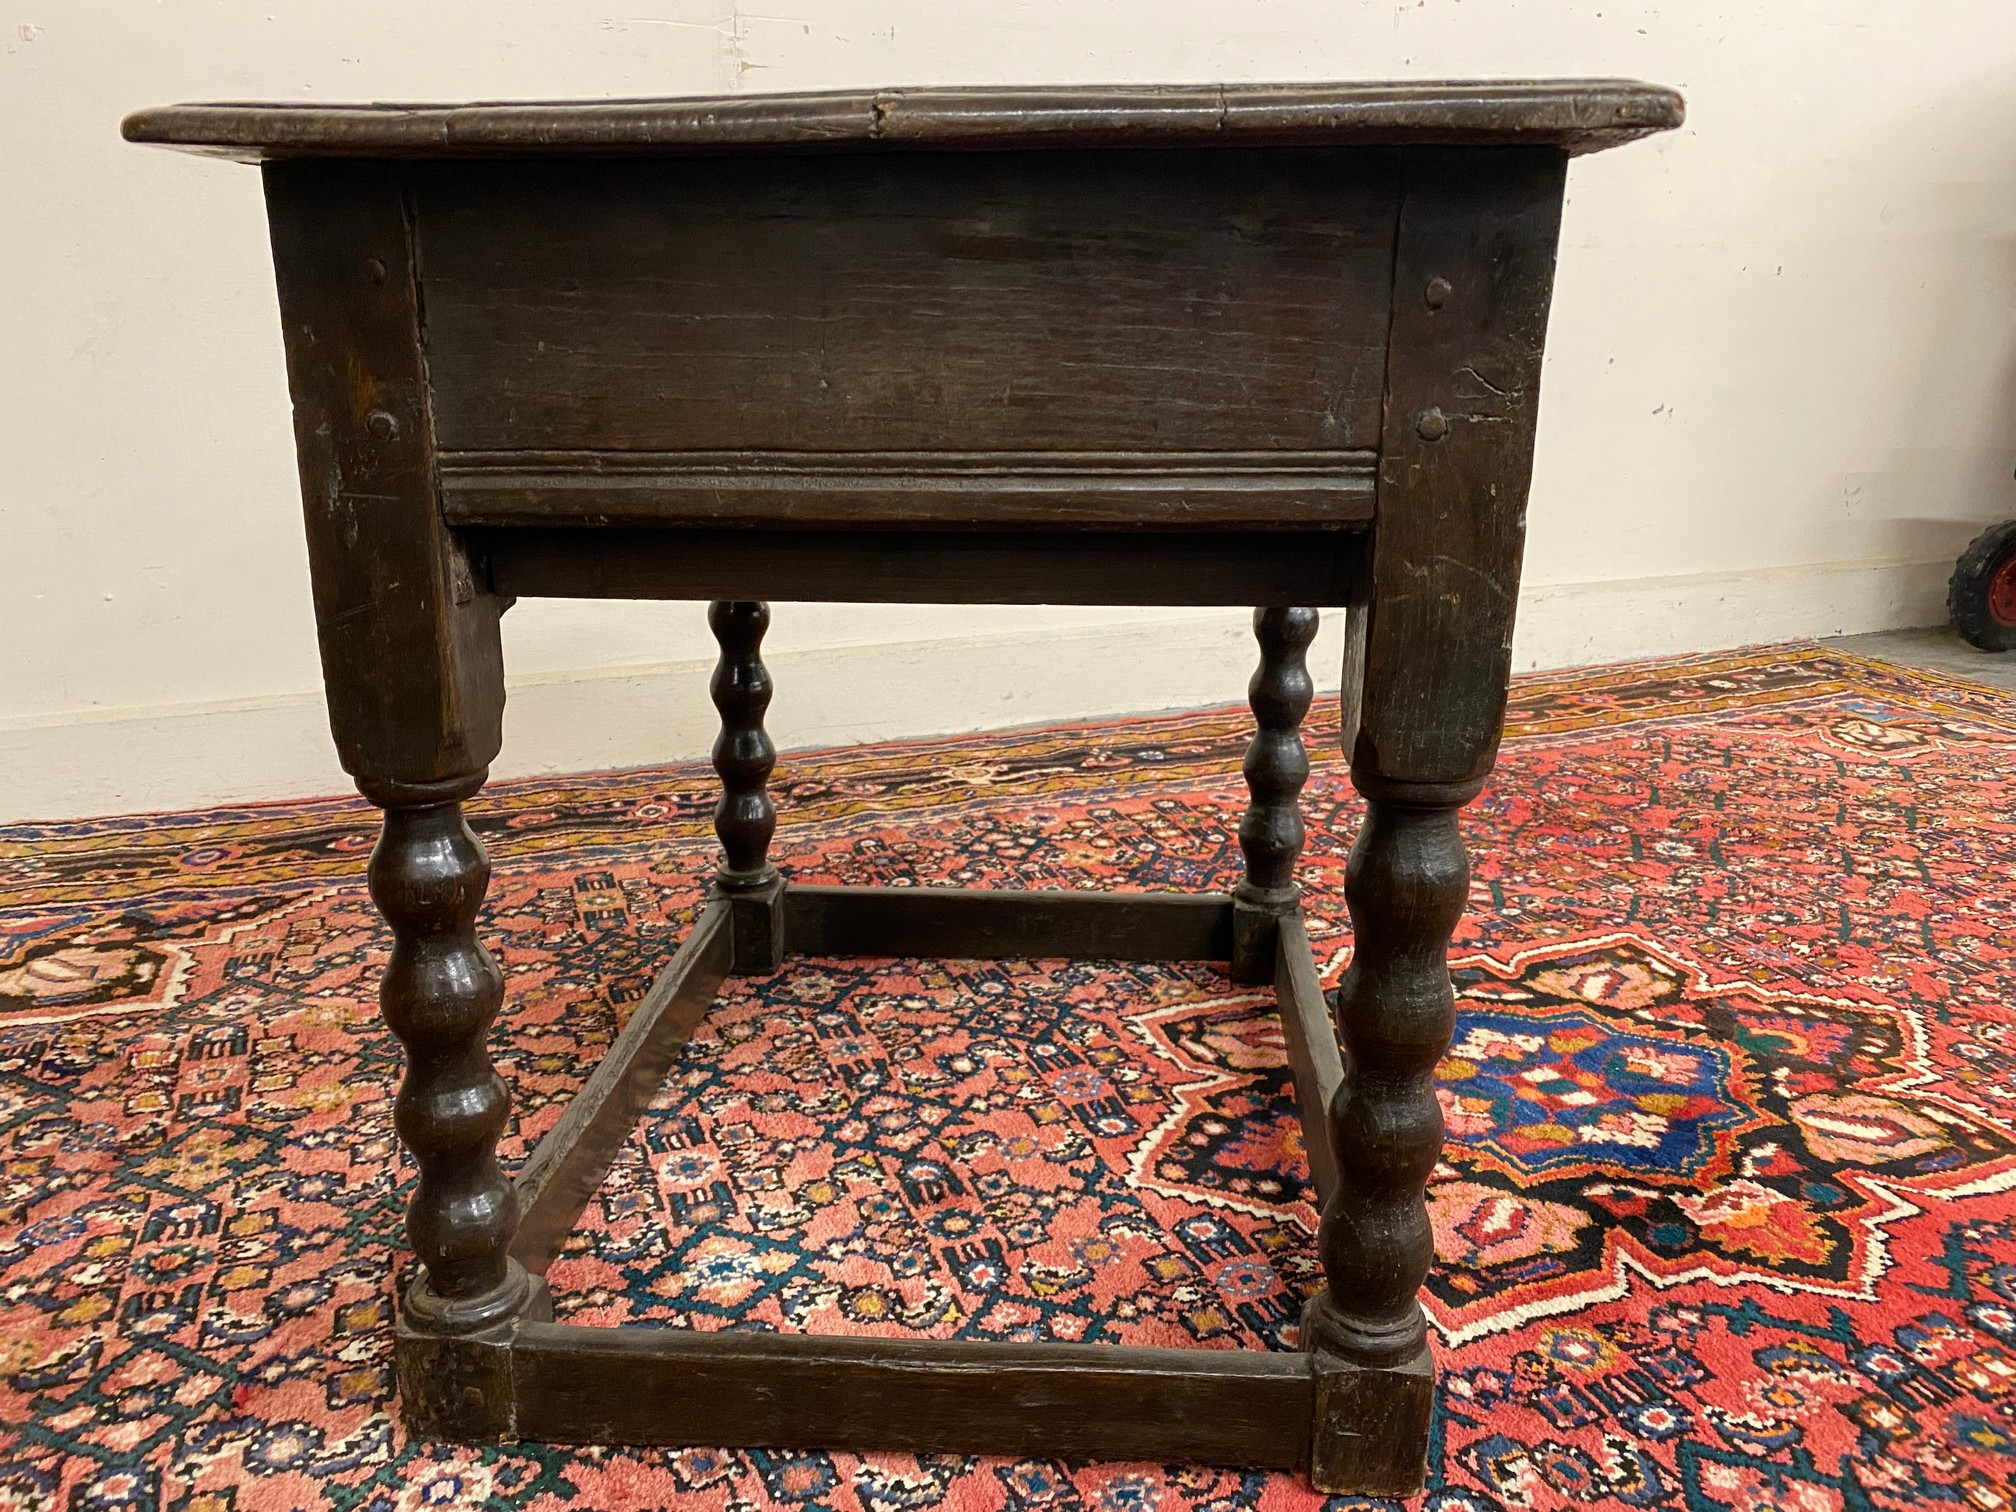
left=127, top=81, right=1681, bottom=1495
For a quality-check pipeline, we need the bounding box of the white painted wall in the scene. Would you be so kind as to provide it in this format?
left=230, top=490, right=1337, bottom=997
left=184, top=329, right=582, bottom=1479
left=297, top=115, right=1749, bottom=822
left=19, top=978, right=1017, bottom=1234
left=4, top=1, right=2014, bottom=819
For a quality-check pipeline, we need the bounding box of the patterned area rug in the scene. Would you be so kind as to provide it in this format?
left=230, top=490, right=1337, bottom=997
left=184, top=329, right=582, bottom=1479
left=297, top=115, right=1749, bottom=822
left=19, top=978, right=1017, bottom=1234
left=3, top=645, right=2015, bottom=1511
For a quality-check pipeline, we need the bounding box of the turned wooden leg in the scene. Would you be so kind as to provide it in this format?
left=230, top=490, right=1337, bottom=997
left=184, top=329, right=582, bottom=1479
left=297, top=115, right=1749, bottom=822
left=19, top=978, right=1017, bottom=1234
left=262, top=166, right=545, bottom=1440
left=709, top=600, right=785, bottom=972
left=1294, top=147, right=1563, bottom=1494
left=367, top=773, right=538, bottom=1439
left=364, top=773, right=534, bottom=1329
left=1300, top=773, right=1471, bottom=1491
left=1231, top=607, right=1318, bottom=983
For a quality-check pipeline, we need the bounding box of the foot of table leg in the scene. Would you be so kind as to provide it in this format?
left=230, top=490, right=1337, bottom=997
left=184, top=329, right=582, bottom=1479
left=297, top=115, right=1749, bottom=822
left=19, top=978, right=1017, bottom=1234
left=1300, top=773, right=1472, bottom=1495
left=394, top=1314, right=518, bottom=1440
left=364, top=773, right=536, bottom=1365
left=1231, top=606, right=1318, bottom=984
left=1301, top=1302, right=1434, bottom=1496
left=722, top=873, right=786, bottom=975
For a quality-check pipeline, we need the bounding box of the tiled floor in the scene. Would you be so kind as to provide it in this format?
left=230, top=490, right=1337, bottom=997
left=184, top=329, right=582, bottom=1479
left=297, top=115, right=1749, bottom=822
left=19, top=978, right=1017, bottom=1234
left=1827, top=625, right=2016, bottom=693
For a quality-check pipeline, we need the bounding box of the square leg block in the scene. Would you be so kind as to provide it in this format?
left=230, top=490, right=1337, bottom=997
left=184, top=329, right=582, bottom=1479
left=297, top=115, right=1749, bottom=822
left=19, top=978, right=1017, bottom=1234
left=1307, top=1341, right=1434, bottom=1496
left=724, top=873, right=787, bottom=974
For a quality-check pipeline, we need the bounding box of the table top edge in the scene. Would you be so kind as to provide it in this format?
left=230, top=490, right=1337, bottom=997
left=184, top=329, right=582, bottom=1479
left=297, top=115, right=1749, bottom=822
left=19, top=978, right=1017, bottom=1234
left=122, top=79, right=1685, bottom=162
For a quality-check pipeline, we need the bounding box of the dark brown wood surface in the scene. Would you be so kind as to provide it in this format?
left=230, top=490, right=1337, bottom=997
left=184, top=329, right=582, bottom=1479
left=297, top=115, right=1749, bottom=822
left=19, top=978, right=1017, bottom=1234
left=1298, top=148, right=1571, bottom=1493
left=707, top=605, right=779, bottom=886
left=1304, top=1344, right=1434, bottom=1497
left=1352, top=147, right=1566, bottom=786
left=438, top=450, right=1376, bottom=532
left=415, top=153, right=1397, bottom=458
left=510, top=904, right=731, bottom=1275
left=394, top=1323, right=518, bottom=1442
left=512, top=1323, right=1313, bottom=1466
left=367, top=787, right=534, bottom=1332
left=709, top=602, right=787, bottom=973
left=477, top=527, right=1367, bottom=606
left=132, top=75, right=1685, bottom=1496
left=263, top=160, right=538, bottom=1346
left=1230, top=607, right=1318, bottom=982
left=784, top=884, right=1234, bottom=961
left=1273, top=916, right=1343, bottom=1208
left=262, top=161, right=507, bottom=788
left=124, top=79, right=1682, bottom=161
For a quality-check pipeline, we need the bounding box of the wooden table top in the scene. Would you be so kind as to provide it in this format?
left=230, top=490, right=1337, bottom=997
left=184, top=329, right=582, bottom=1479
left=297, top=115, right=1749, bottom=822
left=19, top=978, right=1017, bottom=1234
left=123, top=79, right=1682, bottom=161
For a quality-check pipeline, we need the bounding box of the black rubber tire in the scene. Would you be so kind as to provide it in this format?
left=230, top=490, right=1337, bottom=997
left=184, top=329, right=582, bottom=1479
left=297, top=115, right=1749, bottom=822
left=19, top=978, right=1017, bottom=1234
left=1949, top=520, right=2016, bottom=652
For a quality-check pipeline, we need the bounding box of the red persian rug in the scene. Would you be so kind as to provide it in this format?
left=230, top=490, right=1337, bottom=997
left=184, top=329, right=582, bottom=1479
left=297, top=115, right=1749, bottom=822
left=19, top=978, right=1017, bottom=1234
left=3, top=644, right=2015, bottom=1511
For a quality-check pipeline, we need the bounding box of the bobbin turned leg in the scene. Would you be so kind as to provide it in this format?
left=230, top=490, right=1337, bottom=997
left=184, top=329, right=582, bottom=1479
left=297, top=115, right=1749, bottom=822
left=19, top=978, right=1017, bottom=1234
left=365, top=773, right=537, bottom=1366
left=262, top=161, right=541, bottom=1440
left=1231, top=607, right=1318, bottom=984
left=1299, top=774, right=1470, bottom=1492
left=1301, top=147, right=1567, bottom=1493
left=709, top=600, right=785, bottom=973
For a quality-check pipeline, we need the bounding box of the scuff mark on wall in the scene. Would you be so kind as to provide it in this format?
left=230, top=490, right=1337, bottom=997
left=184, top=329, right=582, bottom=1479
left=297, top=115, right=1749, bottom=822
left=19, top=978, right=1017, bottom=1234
left=600, top=6, right=745, bottom=91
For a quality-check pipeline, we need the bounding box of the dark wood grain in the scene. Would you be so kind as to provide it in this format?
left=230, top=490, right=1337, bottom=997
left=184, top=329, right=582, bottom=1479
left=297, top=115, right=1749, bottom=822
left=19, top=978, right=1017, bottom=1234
left=511, top=904, right=731, bottom=1275
left=478, top=527, right=1367, bottom=606
left=709, top=601, right=786, bottom=973
left=415, top=153, right=1397, bottom=457
left=124, top=80, right=1683, bottom=161
left=512, top=1323, right=1314, bottom=1466
left=137, top=77, right=1683, bottom=1493
left=707, top=603, right=778, bottom=886
left=262, top=161, right=506, bottom=789
left=393, top=1320, right=518, bottom=1442
left=1338, top=603, right=1369, bottom=759
left=366, top=783, right=534, bottom=1333
left=1230, top=607, right=1319, bottom=983
left=1303, top=1342, right=1434, bottom=1497
left=1351, top=148, right=1566, bottom=788
left=1310, top=795, right=1467, bottom=1373
left=262, top=161, right=535, bottom=1346
left=437, top=450, right=1377, bottom=532
left=1300, top=148, right=1569, bottom=1494
left=784, top=884, right=1232, bottom=962
left=1273, top=916, right=1343, bottom=1209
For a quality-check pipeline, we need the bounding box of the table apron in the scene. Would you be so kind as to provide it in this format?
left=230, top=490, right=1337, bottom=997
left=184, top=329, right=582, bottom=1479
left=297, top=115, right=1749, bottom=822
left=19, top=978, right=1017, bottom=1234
left=473, top=525, right=1369, bottom=606
left=437, top=449, right=1378, bottom=533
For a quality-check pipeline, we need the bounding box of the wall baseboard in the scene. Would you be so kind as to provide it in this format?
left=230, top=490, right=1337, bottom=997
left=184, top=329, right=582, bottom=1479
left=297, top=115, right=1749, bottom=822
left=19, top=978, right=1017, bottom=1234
left=0, top=557, right=1951, bottom=822
left=1512, top=555, right=1953, bottom=671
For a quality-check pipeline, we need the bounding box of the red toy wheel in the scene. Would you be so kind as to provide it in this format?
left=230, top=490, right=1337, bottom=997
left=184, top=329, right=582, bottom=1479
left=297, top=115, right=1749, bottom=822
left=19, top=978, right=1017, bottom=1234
left=1989, top=553, right=2016, bottom=627
left=1950, top=521, right=2016, bottom=651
